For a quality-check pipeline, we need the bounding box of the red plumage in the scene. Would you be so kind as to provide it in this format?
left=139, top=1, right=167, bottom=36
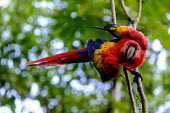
left=26, top=48, right=90, bottom=66
left=121, top=28, right=149, bottom=50
left=88, top=38, right=147, bottom=82
left=98, top=38, right=146, bottom=80
left=98, top=44, right=120, bottom=82
left=117, top=39, right=146, bottom=70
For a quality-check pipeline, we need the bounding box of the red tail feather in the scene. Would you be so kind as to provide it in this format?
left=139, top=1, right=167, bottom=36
left=26, top=48, right=90, bottom=66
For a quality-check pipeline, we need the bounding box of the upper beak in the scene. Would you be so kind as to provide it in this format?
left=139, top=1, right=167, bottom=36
left=90, top=26, right=108, bottom=30
left=124, top=43, right=138, bottom=59
left=90, top=24, right=117, bottom=37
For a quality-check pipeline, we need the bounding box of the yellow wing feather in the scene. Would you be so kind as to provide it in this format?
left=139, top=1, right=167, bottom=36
left=93, top=42, right=115, bottom=68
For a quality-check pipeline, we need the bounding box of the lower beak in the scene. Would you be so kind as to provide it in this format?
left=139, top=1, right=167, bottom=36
left=124, top=43, right=137, bottom=59
left=126, top=46, right=136, bottom=59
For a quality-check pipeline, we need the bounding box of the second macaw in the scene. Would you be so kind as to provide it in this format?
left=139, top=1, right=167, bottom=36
left=91, top=24, right=149, bottom=50
left=26, top=24, right=148, bottom=82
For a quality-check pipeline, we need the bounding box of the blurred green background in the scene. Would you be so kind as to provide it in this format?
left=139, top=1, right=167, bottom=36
left=0, top=0, right=170, bottom=112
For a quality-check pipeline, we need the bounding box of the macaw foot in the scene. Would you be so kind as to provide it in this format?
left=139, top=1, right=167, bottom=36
left=130, top=70, right=143, bottom=83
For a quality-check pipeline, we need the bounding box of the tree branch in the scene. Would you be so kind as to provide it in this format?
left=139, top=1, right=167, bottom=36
left=120, top=0, right=148, bottom=113
left=110, top=0, right=117, bottom=24
left=123, top=67, right=137, bottom=113
left=120, top=0, right=143, bottom=29
left=133, top=0, right=143, bottom=29
left=136, top=0, right=143, bottom=23
left=136, top=77, right=148, bottom=113
left=120, top=0, right=133, bottom=22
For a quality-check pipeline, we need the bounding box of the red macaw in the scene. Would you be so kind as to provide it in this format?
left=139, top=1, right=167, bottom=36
left=91, top=24, right=149, bottom=80
left=26, top=24, right=149, bottom=82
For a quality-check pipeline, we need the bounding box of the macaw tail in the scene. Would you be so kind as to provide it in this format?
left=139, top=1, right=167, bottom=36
left=26, top=48, right=91, bottom=67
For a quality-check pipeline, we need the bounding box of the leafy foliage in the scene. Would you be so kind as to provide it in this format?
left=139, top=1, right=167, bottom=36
left=0, top=0, right=170, bottom=112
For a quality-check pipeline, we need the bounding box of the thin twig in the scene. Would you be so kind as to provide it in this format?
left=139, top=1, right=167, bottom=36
left=123, top=67, right=137, bottom=113
left=136, top=77, right=148, bottom=113
left=132, top=68, right=148, bottom=113
left=120, top=0, right=143, bottom=29
left=109, top=1, right=120, bottom=113
left=120, top=0, right=133, bottom=22
left=136, top=0, right=143, bottom=22
left=110, top=0, right=117, bottom=24
left=133, top=0, right=143, bottom=29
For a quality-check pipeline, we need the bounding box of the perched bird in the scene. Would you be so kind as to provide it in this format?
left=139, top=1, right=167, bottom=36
left=91, top=24, right=149, bottom=80
left=26, top=24, right=149, bottom=82
left=87, top=38, right=145, bottom=82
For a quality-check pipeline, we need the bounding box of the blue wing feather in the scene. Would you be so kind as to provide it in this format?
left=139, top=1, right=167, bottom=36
left=86, top=39, right=95, bottom=60
left=76, top=48, right=88, bottom=54
left=93, top=38, right=107, bottom=49
left=87, top=38, right=108, bottom=60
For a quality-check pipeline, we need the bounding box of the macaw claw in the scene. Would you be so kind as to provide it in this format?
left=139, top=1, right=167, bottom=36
left=130, top=70, right=143, bottom=82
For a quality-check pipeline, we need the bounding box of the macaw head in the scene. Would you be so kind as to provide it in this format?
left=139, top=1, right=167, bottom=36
left=123, top=41, right=140, bottom=60
left=91, top=24, right=132, bottom=37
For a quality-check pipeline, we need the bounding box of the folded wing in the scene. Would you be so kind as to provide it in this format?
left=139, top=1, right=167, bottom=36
left=87, top=38, right=120, bottom=82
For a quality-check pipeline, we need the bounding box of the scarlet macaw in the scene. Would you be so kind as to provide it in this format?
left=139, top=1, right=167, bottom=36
left=26, top=24, right=148, bottom=82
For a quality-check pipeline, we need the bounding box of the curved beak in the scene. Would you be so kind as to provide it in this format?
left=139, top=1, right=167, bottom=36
left=124, top=43, right=139, bottom=59
left=90, top=26, right=108, bottom=30
left=90, top=24, right=119, bottom=37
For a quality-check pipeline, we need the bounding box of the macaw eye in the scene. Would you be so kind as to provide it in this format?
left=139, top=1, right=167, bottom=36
left=137, top=47, right=140, bottom=50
